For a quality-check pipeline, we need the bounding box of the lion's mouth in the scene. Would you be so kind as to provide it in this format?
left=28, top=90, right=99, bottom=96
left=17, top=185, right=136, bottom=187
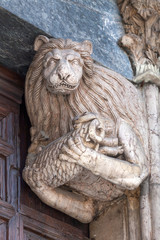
left=55, top=82, right=76, bottom=89
left=47, top=81, right=77, bottom=93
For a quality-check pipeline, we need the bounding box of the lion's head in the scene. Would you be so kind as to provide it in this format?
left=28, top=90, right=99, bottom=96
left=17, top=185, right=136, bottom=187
left=25, top=35, right=148, bottom=156
left=44, top=48, right=83, bottom=94
left=30, top=35, right=93, bottom=95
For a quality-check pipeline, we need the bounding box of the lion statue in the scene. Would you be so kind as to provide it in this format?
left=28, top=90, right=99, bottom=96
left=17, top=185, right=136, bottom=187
left=23, top=35, right=148, bottom=223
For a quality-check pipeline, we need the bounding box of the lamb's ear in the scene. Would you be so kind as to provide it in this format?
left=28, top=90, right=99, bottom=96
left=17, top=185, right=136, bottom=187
left=34, top=35, right=49, bottom=51
left=82, top=40, right=93, bottom=54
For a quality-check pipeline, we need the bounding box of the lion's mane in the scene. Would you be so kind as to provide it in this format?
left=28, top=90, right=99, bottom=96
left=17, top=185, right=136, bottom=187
left=25, top=38, right=148, bottom=155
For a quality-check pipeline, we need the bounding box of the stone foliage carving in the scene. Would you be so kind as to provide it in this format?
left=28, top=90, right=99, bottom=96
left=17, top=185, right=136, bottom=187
left=23, top=35, right=148, bottom=223
left=118, top=0, right=160, bottom=85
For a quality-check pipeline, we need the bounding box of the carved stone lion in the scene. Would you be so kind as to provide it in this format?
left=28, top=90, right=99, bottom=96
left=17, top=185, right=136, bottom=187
left=23, top=35, right=148, bottom=223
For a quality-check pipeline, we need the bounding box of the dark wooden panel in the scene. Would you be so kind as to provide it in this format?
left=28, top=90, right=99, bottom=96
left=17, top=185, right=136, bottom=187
left=0, top=219, right=7, bottom=240
left=0, top=113, right=20, bottom=210
left=23, top=215, right=89, bottom=240
left=21, top=204, right=89, bottom=240
left=0, top=200, right=15, bottom=220
left=0, top=117, right=8, bottom=141
left=0, top=156, right=6, bottom=201
left=0, top=95, right=20, bottom=118
left=7, top=168, right=19, bottom=209
left=0, top=67, right=22, bottom=239
left=8, top=214, right=23, bottom=240
left=24, top=230, right=51, bottom=240
left=0, top=112, right=18, bottom=146
left=0, top=78, right=22, bottom=104
left=0, top=139, right=14, bottom=157
left=0, top=66, right=24, bottom=104
left=0, top=66, right=24, bottom=88
left=0, top=65, right=23, bottom=118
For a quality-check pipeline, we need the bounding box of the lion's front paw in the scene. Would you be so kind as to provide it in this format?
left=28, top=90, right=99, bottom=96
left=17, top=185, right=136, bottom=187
left=59, top=134, right=86, bottom=163
left=59, top=133, right=96, bottom=168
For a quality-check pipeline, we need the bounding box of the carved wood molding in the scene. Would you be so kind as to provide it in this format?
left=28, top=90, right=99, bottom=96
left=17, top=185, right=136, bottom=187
left=0, top=199, right=15, bottom=220
left=118, top=0, right=160, bottom=85
left=0, top=138, right=14, bottom=157
left=20, top=204, right=89, bottom=240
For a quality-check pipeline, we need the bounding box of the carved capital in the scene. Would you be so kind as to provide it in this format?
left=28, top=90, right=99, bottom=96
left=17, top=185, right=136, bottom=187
left=118, top=0, right=160, bottom=86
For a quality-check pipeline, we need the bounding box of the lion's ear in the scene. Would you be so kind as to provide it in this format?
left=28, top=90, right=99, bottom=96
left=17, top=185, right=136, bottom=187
left=82, top=40, right=93, bottom=54
left=34, top=35, right=49, bottom=51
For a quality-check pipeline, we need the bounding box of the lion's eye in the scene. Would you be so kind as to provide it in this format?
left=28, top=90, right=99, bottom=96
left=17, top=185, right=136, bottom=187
left=50, top=58, right=58, bottom=63
left=47, top=58, right=58, bottom=67
left=71, top=59, right=79, bottom=65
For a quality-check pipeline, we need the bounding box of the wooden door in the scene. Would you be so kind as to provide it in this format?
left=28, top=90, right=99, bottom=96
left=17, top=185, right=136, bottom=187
left=0, top=66, right=89, bottom=240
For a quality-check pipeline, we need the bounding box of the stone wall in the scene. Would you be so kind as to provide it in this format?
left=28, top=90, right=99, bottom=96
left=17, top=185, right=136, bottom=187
left=0, top=0, right=133, bottom=79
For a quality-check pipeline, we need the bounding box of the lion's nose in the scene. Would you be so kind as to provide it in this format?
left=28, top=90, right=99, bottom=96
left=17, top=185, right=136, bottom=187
left=58, top=71, right=70, bottom=80
left=57, top=62, right=71, bottom=80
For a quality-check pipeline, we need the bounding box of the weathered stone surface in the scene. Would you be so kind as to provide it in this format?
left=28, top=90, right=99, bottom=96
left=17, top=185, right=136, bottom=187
left=0, top=7, right=49, bottom=76
left=0, top=0, right=133, bottom=79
